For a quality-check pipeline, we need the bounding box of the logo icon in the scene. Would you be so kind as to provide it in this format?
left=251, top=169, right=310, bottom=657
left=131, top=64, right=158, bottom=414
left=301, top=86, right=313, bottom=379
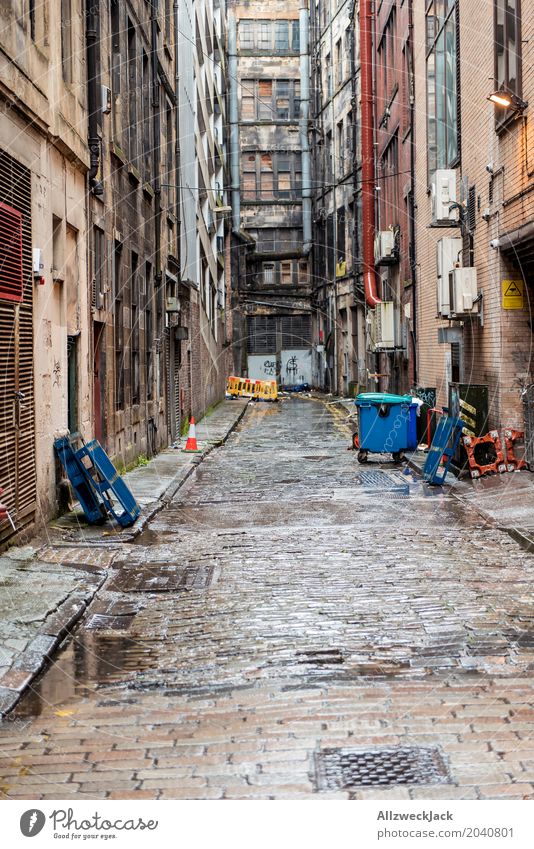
left=20, top=810, right=46, bottom=837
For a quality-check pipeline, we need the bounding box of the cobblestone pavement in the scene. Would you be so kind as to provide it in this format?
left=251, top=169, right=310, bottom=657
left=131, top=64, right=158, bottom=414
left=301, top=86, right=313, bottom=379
left=1, top=397, right=534, bottom=800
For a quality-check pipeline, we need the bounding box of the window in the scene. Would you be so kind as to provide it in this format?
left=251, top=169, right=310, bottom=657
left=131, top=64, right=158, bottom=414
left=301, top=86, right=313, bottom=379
left=238, top=20, right=300, bottom=53
left=495, top=1, right=522, bottom=109
left=275, top=21, right=289, bottom=51
left=0, top=202, right=23, bottom=303
left=258, top=80, right=273, bottom=119
left=142, top=52, right=151, bottom=177
left=29, top=0, right=36, bottom=40
left=239, top=20, right=254, bottom=49
left=130, top=252, right=140, bottom=405
left=325, top=54, right=332, bottom=97
left=145, top=262, right=153, bottom=400
left=336, top=39, right=343, bottom=86
left=240, top=80, right=301, bottom=121
left=263, top=262, right=275, bottom=284
left=381, top=132, right=400, bottom=224
left=426, top=1, right=458, bottom=176
left=241, top=152, right=302, bottom=200
left=93, top=226, right=105, bottom=309
left=127, top=19, right=138, bottom=163
left=248, top=228, right=303, bottom=252
left=260, top=153, right=274, bottom=198
left=61, top=0, right=72, bottom=83
left=259, top=260, right=305, bottom=285
left=114, top=242, right=124, bottom=410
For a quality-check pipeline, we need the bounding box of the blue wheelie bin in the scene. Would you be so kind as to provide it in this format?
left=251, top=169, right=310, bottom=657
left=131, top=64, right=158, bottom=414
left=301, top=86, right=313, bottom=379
left=354, top=392, right=419, bottom=463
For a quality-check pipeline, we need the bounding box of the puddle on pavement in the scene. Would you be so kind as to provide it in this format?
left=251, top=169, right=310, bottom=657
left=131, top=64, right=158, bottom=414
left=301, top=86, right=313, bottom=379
left=11, top=631, right=156, bottom=719
left=133, top=527, right=179, bottom=545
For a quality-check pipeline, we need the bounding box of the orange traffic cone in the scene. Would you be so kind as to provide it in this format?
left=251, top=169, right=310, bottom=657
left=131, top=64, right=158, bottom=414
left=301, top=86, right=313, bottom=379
left=182, top=416, right=202, bottom=453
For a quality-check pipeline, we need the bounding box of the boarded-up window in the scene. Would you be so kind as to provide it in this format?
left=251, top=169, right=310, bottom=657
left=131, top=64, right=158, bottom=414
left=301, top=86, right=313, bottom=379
left=241, top=79, right=255, bottom=119
left=281, top=261, right=292, bottom=284
left=260, top=153, right=274, bottom=197
left=258, top=80, right=273, bottom=118
left=0, top=201, right=23, bottom=303
left=242, top=153, right=256, bottom=199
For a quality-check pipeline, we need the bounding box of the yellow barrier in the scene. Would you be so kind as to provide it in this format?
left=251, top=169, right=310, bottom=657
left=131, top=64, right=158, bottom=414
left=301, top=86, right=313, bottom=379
left=226, top=376, right=278, bottom=401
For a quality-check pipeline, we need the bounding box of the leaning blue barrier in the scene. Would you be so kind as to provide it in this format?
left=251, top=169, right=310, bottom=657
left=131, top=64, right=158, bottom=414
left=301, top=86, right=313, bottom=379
left=423, top=415, right=465, bottom=485
left=54, top=434, right=141, bottom=527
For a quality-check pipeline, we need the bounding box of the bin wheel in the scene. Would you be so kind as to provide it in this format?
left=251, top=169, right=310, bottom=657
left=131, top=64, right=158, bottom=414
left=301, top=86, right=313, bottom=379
left=392, top=451, right=404, bottom=463
left=352, top=433, right=359, bottom=450
left=528, top=462, right=534, bottom=473
left=357, top=450, right=368, bottom=463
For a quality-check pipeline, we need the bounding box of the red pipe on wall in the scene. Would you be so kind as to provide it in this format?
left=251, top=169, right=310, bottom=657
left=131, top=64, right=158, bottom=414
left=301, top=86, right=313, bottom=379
left=360, top=0, right=381, bottom=307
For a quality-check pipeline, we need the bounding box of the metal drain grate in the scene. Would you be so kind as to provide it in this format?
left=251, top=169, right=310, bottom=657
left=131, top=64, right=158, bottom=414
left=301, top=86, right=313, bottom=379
left=107, top=563, right=214, bottom=593
left=357, top=470, right=409, bottom=494
left=314, top=746, right=451, bottom=790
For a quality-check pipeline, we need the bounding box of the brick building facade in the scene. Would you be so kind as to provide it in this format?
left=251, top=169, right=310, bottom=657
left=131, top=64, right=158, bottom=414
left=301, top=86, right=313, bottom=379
left=414, top=0, right=534, bottom=430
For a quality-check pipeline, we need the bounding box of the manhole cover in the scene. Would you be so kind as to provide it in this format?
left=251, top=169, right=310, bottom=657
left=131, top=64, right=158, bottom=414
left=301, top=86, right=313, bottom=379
left=358, top=470, right=409, bottom=493
left=314, top=746, right=450, bottom=790
left=107, top=563, right=214, bottom=593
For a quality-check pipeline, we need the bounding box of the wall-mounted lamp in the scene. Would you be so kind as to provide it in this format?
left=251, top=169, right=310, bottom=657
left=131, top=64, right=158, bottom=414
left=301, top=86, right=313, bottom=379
left=487, top=90, right=529, bottom=111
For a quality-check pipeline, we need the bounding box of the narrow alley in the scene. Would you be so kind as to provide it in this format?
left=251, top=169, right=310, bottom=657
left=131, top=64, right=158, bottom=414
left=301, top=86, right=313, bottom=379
left=0, top=398, right=533, bottom=800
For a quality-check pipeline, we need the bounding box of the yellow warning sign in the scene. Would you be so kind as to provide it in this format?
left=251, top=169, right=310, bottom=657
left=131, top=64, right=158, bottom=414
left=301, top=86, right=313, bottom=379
left=502, top=279, right=524, bottom=309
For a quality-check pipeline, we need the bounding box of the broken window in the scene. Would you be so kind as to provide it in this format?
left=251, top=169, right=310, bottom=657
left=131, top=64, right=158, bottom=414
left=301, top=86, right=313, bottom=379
left=258, top=80, right=273, bottom=119
left=260, top=153, right=274, bottom=198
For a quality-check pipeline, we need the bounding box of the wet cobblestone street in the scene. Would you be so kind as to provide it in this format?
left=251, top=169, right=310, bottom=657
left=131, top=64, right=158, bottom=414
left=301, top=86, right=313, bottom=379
left=1, top=397, right=534, bottom=799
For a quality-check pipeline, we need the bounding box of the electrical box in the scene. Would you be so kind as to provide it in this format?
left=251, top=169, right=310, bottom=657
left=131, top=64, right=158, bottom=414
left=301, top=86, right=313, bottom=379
left=374, top=230, right=397, bottom=265
left=431, top=169, right=457, bottom=224
left=449, top=268, right=479, bottom=317
left=370, top=301, right=396, bottom=350
left=165, top=296, right=180, bottom=312
left=33, top=248, right=42, bottom=275
left=437, top=237, right=462, bottom=317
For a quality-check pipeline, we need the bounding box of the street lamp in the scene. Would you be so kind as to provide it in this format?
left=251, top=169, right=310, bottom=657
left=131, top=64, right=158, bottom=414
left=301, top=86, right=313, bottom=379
left=487, top=90, right=529, bottom=111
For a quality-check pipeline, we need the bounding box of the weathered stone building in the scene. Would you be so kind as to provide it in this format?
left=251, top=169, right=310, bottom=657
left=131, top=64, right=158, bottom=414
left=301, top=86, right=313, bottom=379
left=310, top=0, right=365, bottom=394
left=414, top=0, right=534, bottom=429
left=0, top=0, right=231, bottom=546
left=0, top=0, right=90, bottom=542
left=228, top=0, right=313, bottom=388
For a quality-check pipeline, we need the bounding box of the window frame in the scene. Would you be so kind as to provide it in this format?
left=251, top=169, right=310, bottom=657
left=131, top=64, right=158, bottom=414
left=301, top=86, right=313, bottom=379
left=425, top=0, right=459, bottom=179
left=494, top=0, right=522, bottom=128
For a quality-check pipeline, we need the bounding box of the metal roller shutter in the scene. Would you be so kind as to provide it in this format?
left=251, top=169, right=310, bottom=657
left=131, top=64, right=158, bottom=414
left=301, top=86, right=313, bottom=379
left=0, top=149, right=36, bottom=541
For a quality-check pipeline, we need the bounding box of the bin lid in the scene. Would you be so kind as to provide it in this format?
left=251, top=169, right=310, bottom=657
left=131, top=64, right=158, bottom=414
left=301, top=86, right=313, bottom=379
left=354, top=392, right=413, bottom=406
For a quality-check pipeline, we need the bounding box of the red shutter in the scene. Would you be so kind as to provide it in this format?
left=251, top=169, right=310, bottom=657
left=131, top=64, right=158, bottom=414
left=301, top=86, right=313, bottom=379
left=0, top=201, right=23, bottom=303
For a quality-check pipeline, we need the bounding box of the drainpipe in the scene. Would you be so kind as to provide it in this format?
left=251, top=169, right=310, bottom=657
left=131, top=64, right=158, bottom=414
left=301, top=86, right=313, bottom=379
left=360, top=0, right=380, bottom=307
left=300, top=1, right=312, bottom=254
left=151, top=1, right=162, bottom=283
left=173, top=0, right=181, bottom=237
left=86, top=0, right=103, bottom=195
left=228, top=12, right=240, bottom=234
left=408, top=0, right=417, bottom=384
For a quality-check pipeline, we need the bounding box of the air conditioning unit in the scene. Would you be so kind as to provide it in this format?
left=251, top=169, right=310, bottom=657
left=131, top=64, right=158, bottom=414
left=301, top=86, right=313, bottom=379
left=431, top=169, right=457, bottom=225
left=436, top=237, right=462, bottom=317
left=370, top=301, right=396, bottom=350
left=448, top=268, right=479, bottom=317
left=374, top=230, right=397, bottom=265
